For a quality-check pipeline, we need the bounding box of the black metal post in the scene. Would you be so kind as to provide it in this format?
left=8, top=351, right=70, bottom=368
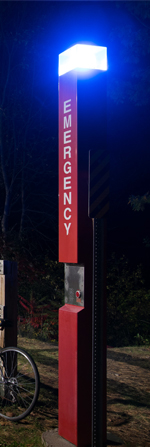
left=92, top=217, right=107, bottom=447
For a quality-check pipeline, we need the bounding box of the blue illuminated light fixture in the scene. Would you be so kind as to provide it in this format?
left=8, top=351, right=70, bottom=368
left=59, top=44, right=107, bottom=76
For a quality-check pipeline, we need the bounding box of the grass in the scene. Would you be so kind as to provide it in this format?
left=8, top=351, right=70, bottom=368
left=0, top=336, right=149, bottom=446
left=107, top=345, right=150, bottom=446
left=0, top=336, right=58, bottom=447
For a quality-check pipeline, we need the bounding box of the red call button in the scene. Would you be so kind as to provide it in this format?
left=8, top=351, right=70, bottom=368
left=75, top=290, right=81, bottom=299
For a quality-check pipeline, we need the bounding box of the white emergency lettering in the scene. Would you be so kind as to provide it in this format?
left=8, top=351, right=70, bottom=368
left=64, top=99, right=71, bottom=114
left=64, top=176, right=71, bottom=190
left=64, top=192, right=71, bottom=205
left=63, top=99, right=72, bottom=235
left=64, top=223, right=71, bottom=236
left=64, top=130, right=71, bottom=144
left=64, top=146, right=71, bottom=159
left=64, top=208, right=71, bottom=220
left=64, top=115, right=71, bottom=129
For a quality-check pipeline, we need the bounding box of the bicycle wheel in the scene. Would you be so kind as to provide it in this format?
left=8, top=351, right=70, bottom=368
left=0, top=347, right=40, bottom=422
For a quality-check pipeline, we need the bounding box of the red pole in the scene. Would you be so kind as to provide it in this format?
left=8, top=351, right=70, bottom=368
left=58, top=47, right=107, bottom=447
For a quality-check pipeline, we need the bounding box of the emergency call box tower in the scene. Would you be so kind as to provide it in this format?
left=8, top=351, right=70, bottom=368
left=58, top=44, right=108, bottom=447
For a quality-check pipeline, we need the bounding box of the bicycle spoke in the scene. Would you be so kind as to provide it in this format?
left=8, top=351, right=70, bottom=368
left=0, top=348, right=39, bottom=421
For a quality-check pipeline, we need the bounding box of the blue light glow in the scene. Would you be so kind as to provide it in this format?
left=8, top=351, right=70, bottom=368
left=59, top=44, right=107, bottom=76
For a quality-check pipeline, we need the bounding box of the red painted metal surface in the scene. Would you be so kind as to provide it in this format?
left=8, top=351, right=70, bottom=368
left=59, top=71, right=78, bottom=263
left=59, top=304, right=92, bottom=447
left=59, top=304, right=84, bottom=445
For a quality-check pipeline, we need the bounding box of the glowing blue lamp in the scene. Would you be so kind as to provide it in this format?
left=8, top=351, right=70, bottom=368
left=59, top=44, right=107, bottom=76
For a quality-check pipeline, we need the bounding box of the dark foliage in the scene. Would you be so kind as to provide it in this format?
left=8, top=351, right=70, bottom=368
left=107, top=253, right=150, bottom=346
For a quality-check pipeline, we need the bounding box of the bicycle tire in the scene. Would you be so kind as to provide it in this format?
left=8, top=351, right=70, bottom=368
left=0, top=346, right=40, bottom=422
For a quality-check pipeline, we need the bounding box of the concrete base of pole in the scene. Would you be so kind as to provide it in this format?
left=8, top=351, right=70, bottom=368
left=41, top=429, right=124, bottom=447
left=41, top=429, right=75, bottom=447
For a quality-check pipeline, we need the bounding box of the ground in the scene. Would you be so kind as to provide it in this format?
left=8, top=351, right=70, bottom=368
left=107, top=346, right=150, bottom=446
left=0, top=338, right=149, bottom=446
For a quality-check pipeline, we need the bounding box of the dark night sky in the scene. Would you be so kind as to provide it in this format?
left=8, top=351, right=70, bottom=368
left=1, top=1, right=150, bottom=268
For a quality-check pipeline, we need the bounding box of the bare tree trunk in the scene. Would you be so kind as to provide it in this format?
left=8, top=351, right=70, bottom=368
left=19, top=165, right=26, bottom=239
left=1, top=190, right=12, bottom=237
left=0, top=108, right=17, bottom=239
left=0, top=111, right=10, bottom=239
left=0, top=29, right=12, bottom=239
